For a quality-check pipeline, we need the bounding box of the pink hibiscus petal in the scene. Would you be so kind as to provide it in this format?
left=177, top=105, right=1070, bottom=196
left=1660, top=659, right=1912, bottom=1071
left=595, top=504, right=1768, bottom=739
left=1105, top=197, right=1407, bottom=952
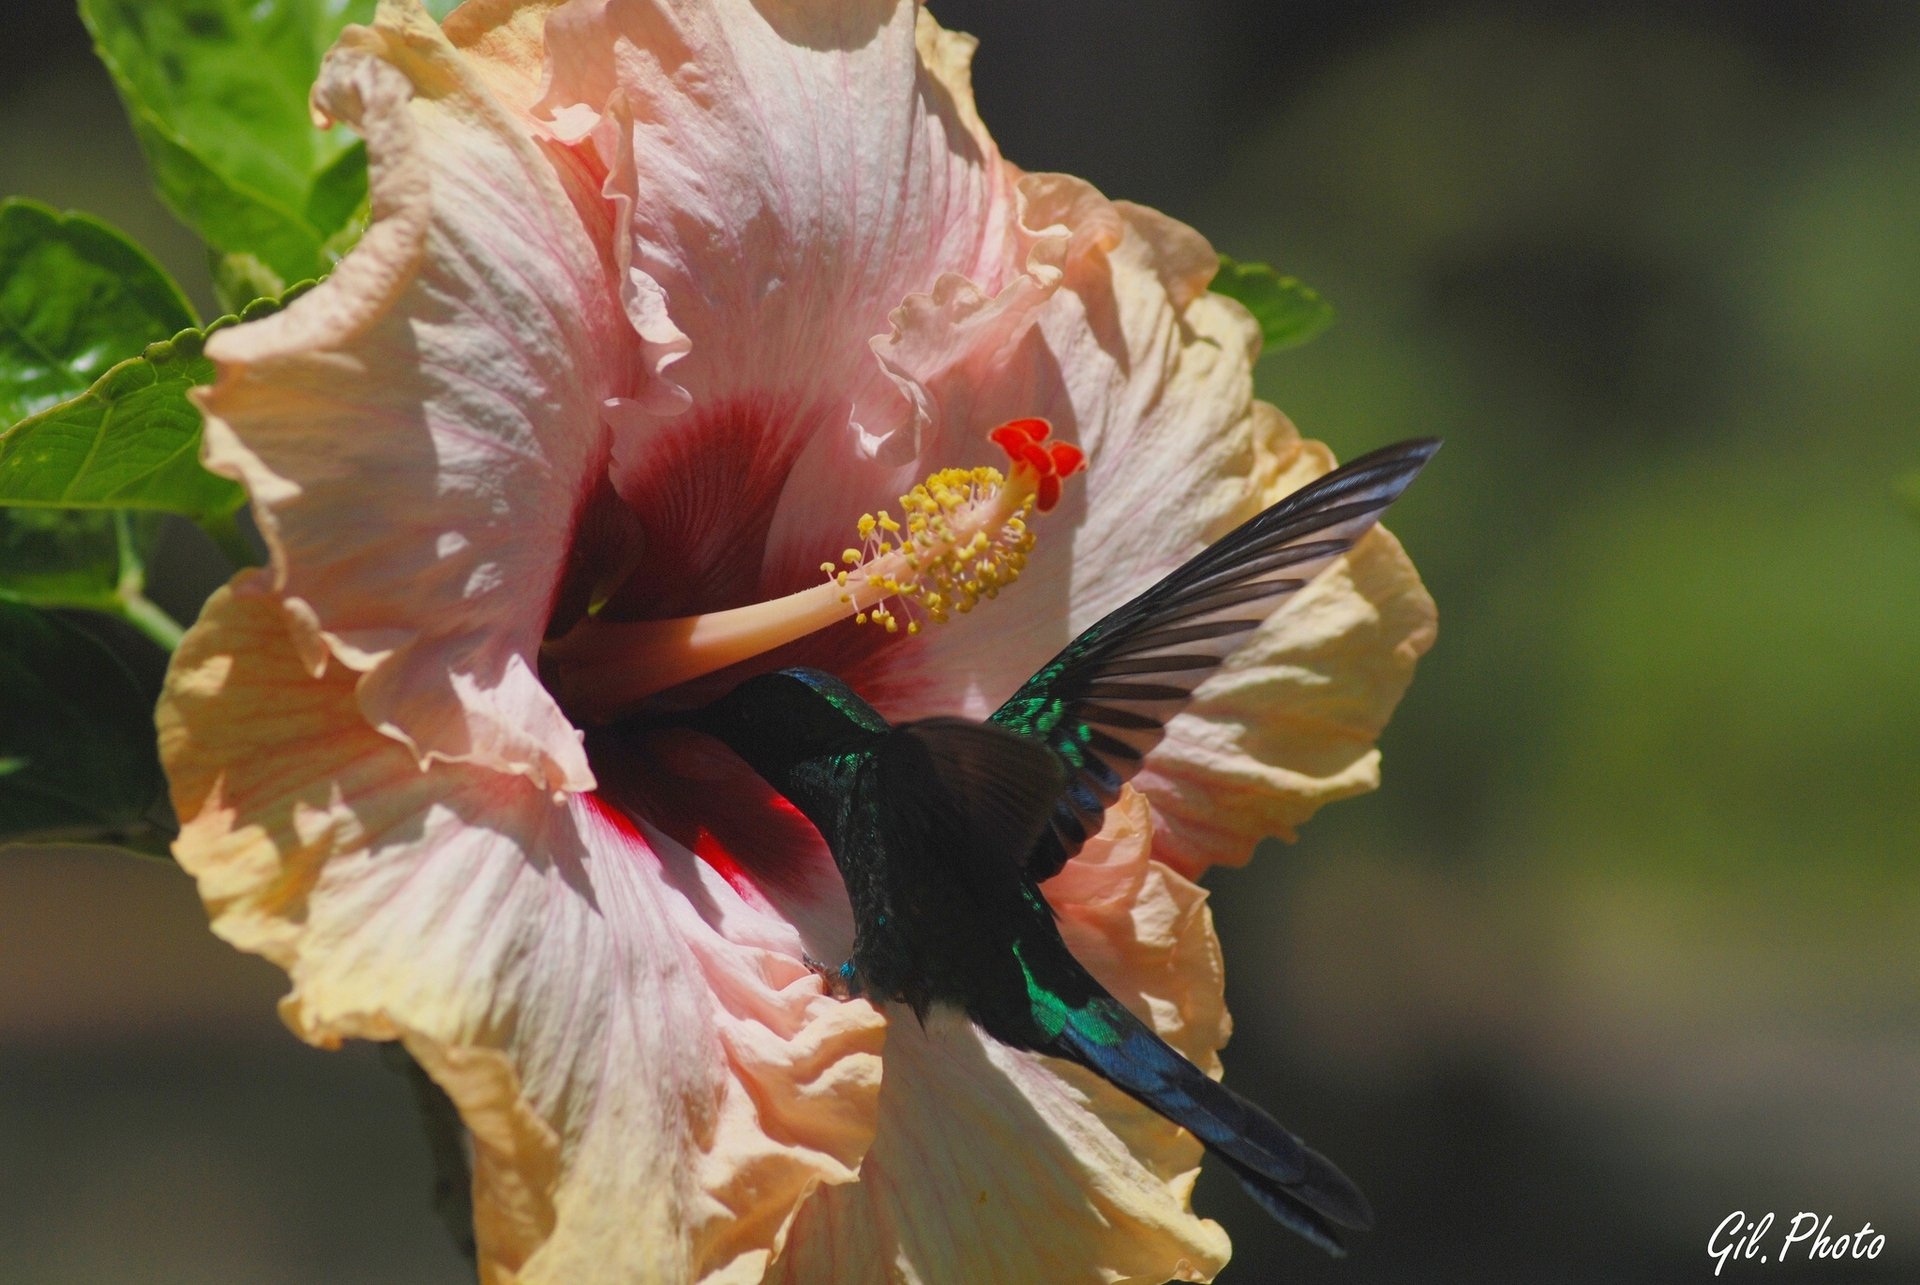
left=756, top=171, right=1124, bottom=596
left=160, top=578, right=888, bottom=1284
left=195, top=1, right=640, bottom=791
left=527, top=2, right=1061, bottom=618
left=544, top=1, right=1017, bottom=447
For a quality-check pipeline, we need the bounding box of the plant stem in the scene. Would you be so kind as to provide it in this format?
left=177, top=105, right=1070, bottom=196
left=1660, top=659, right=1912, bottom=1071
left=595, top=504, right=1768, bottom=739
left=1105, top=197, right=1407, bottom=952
left=112, top=510, right=185, bottom=650
left=117, top=590, right=184, bottom=651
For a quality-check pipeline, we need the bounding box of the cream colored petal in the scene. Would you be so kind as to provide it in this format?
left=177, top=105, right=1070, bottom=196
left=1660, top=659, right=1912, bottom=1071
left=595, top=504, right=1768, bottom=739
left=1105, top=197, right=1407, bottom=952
left=767, top=791, right=1233, bottom=1285
left=196, top=0, right=638, bottom=792
left=1139, top=431, right=1438, bottom=871
left=862, top=190, right=1435, bottom=871
left=160, top=579, right=887, bottom=1285
left=441, top=0, right=570, bottom=109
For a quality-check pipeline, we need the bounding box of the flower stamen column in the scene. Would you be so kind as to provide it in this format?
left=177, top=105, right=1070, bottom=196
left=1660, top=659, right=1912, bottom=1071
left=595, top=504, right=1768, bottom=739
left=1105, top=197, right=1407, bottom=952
left=543, top=418, right=1083, bottom=720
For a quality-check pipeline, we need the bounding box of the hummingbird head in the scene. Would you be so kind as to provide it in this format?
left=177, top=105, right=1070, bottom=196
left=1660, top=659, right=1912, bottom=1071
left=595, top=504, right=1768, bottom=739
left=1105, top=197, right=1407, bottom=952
left=677, top=667, right=886, bottom=787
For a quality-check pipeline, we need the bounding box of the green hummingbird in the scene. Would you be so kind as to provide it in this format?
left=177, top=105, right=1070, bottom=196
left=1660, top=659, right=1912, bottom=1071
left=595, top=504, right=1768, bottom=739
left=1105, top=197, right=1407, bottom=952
left=649, top=438, right=1437, bottom=1255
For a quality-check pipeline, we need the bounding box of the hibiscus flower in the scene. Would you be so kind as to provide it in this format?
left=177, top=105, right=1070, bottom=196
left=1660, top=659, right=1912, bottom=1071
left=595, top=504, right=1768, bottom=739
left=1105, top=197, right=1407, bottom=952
left=156, top=1, right=1435, bottom=1282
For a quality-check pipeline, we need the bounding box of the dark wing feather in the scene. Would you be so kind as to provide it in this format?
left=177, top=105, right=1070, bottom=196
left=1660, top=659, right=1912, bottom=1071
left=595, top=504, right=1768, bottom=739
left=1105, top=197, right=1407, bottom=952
left=992, top=437, right=1439, bottom=877
left=873, top=717, right=1069, bottom=883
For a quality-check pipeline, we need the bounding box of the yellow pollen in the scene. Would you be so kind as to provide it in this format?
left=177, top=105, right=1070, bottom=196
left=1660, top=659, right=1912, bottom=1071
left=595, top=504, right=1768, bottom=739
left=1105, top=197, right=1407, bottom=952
left=834, top=464, right=1038, bottom=638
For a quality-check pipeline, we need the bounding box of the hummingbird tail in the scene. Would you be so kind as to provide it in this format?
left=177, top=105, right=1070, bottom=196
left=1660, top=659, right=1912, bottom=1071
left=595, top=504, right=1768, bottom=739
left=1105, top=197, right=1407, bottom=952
left=1042, top=993, right=1373, bottom=1256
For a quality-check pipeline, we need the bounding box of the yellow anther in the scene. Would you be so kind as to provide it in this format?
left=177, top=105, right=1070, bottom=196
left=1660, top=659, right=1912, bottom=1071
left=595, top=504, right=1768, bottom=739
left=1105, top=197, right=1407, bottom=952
left=822, top=460, right=1048, bottom=641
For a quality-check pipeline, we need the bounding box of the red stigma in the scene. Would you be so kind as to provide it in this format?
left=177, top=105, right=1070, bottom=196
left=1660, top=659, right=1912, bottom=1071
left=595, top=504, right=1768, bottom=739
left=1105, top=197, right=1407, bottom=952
left=989, top=417, right=1050, bottom=453
left=987, top=418, right=1086, bottom=513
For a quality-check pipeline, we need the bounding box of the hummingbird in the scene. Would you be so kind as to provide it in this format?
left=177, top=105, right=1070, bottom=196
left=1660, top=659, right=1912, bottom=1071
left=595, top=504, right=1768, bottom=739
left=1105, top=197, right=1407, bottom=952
left=647, top=438, right=1438, bottom=1255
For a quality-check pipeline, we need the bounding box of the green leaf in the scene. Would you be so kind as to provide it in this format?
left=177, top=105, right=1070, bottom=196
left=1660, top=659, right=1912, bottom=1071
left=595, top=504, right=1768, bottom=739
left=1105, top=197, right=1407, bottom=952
left=0, top=508, right=183, bottom=649
left=1211, top=257, right=1335, bottom=354
left=0, top=508, right=124, bottom=611
left=306, top=140, right=371, bottom=248
left=78, top=0, right=379, bottom=286
left=1897, top=471, right=1920, bottom=520
left=0, top=200, right=198, bottom=426
left=0, top=287, right=307, bottom=519
left=0, top=599, right=166, bottom=848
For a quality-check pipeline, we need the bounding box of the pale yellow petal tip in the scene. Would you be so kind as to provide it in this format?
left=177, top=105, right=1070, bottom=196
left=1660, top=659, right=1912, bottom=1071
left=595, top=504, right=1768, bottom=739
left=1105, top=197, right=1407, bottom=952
left=163, top=587, right=889, bottom=1283
left=1120, top=409, right=1437, bottom=874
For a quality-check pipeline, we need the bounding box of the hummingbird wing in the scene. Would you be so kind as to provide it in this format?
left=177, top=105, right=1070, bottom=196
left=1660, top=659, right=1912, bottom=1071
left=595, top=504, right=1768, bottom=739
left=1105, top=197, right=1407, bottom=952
left=871, top=718, right=1068, bottom=881
left=991, top=437, right=1439, bottom=877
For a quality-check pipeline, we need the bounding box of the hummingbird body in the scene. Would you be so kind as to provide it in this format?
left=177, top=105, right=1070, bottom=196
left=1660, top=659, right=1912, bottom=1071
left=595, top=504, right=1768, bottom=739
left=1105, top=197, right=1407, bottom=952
left=706, top=669, right=1065, bottom=1020
left=663, top=439, right=1440, bottom=1255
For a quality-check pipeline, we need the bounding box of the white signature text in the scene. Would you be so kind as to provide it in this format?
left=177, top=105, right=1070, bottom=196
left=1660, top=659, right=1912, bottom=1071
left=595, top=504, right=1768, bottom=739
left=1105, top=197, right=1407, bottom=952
left=1710, top=1212, right=1887, bottom=1276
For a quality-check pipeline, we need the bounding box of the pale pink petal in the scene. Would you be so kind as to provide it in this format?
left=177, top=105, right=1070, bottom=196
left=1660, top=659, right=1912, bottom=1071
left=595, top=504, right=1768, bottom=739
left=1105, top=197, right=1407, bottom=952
left=858, top=191, right=1436, bottom=870
left=528, top=3, right=1080, bottom=615
left=159, top=579, right=888, bottom=1285
left=757, top=168, right=1127, bottom=594
left=863, top=190, right=1273, bottom=702
left=195, top=0, right=638, bottom=791
left=768, top=791, right=1233, bottom=1285
left=543, top=2, right=1015, bottom=431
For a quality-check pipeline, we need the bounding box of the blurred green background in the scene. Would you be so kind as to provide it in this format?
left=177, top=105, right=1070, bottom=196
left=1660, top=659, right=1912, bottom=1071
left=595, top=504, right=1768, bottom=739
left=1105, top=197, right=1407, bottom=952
left=3, top=1, right=1916, bottom=1281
